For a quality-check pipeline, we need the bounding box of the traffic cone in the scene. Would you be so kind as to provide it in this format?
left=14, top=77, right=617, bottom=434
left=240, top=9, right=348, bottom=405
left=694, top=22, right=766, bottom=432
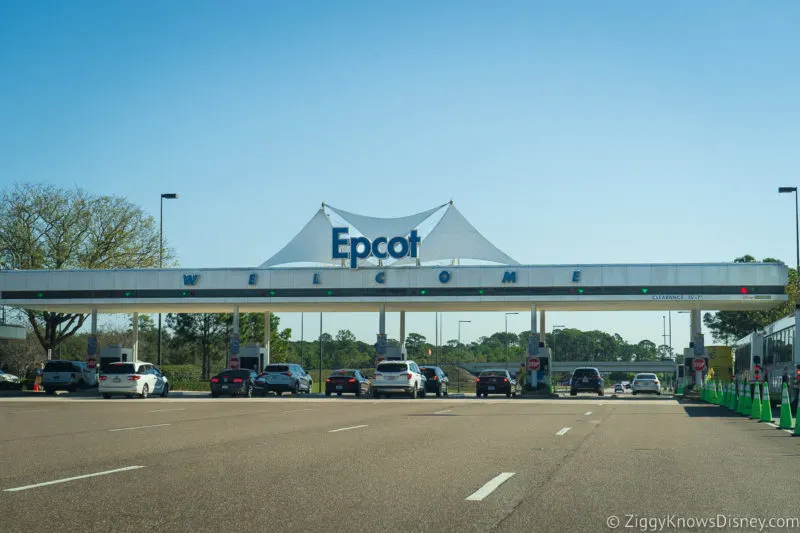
left=720, top=381, right=726, bottom=406
left=730, top=383, right=738, bottom=411
left=794, top=401, right=800, bottom=436
left=743, top=384, right=753, bottom=416
left=703, top=380, right=709, bottom=402
left=778, top=383, right=794, bottom=429
left=676, top=378, right=684, bottom=396
left=736, top=382, right=745, bottom=414
left=760, top=382, right=773, bottom=423
left=750, top=383, right=762, bottom=419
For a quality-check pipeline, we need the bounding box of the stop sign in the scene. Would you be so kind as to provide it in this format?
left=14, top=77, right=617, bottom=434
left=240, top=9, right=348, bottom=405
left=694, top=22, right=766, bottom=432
left=229, top=357, right=240, bottom=369
left=527, top=358, right=540, bottom=370
left=86, top=358, right=97, bottom=370
left=692, top=358, right=706, bottom=371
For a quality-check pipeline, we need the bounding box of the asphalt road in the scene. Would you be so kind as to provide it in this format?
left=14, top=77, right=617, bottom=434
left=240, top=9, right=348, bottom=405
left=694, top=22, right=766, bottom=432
left=1, top=393, right=798, bottom=533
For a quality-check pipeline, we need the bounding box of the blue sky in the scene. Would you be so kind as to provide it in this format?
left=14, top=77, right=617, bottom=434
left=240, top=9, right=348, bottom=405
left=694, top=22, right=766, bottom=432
left=2, top=1, right=799, bottom=352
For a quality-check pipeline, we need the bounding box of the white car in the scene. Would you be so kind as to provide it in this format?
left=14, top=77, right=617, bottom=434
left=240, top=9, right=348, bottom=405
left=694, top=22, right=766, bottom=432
left=0, top=369, right=21, bottom=390
left=632, top=373, right=662, bottom=395
left=99, top=361, right=169, bottom=399
left=372, top=360, right=427, bottom=398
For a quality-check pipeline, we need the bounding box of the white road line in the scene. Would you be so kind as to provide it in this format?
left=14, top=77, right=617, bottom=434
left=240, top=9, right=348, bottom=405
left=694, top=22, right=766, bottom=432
left=328, top=424, right=368, bottom=433
left=434, top=409, right=452, bottom=414
left=147, top=408, right=185, bottom=413
left=283, top=408, right=314, bottom=413
left=4, top=466, right=146, bottom=492
left=107, top=423, right=171, bottom=432
left=8, top=409, right=52, bottom=414
left=556, top=427, right=572, bottom=436
left=465, top=472, right=515, bottom=501
left=584, top=411, right=592, bottom=416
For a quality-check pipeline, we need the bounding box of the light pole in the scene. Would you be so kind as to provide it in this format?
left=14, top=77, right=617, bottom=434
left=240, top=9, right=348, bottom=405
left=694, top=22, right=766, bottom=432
left=157, top=192, right=178, bottom=367
left=779, top=186, right=800, bottom=306
left=300, top=312, right=304, bottom=367
left=504, top=312, right=518, bottom=369
left=458, top=320, right=470, bottom=392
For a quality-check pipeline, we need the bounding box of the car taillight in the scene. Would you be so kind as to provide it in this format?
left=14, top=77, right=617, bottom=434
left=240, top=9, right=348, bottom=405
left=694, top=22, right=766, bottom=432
left=433, top=375, right=438, bottom=381
left=325, top=378, right=331, bottom=383
left=285, top=371, right=292, bottom=377
left=407, top=373, right=412, bottom=379
left=476, top=378, right=481, bottom=382
left=211, top=377, right=219, bottom=383
left=348, top=378, right=356, bottom=383
left=99, top=375, right=107, bottom=381
left=128, top=375, right=141, bottom=381
left=503, top=378, right=509, bottom=382
left=233, top=378, right=243, bottom=383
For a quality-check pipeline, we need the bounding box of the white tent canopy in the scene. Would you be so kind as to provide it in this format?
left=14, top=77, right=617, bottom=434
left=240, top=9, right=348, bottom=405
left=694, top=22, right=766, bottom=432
left=259, top=202, right=518, bottom=268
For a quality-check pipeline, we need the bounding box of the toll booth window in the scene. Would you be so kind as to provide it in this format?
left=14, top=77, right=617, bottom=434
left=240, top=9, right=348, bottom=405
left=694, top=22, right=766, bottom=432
left=105, top=364, right=137, bottom=374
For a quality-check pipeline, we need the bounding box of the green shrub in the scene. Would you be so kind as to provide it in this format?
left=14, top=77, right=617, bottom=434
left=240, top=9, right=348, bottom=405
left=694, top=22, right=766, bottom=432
left=161, top=365, right=201, bottom=382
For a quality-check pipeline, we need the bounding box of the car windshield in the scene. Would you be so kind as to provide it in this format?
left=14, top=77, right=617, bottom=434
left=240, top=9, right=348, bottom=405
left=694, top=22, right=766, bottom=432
left=218, top=370, right=252, bottom=378
left=331, top=370, right=356, bottom=377
left=265, top=365, right=289, bottom=373
left=104, top=364, right=137, bottom=374
left=573, top=369, right=599, bottom=378
left=377, top=363, right=408, bottom=373
left=44, top=361, right=79, bottom=372
left=479, top=371, right=507, bottom=377
left=636, top=374, right=657, bottom=380
left=421, top=368, right=437, bottom=378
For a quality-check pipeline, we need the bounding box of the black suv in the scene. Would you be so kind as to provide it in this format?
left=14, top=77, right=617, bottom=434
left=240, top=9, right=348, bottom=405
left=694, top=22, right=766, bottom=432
left=570, top=367, right=604, bottom=396
left=419, top=366, right=449, bottom=397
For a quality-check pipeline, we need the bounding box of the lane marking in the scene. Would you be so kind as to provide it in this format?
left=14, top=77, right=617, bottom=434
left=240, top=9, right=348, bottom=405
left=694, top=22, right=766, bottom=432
left=465, top=472, right=515, bottom=501
left=4, top=466, right=146, bottom=492
left=283, top=408, right=314, bottom=413
left=107, top=423, right=171, bottom=432
left=328, top=424, right=368, bottom=433
left=8, top=409, right=52, bottom=414
left=147, top=408, right=185, bottom=413
left=584, top=411, right=592, bottom=416
left=556, top=427, right=572, bottom=436
left=434, top=409, right=452, bottom=414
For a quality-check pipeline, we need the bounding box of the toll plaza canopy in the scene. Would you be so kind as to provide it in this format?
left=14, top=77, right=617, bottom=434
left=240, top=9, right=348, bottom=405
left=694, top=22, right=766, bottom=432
left=0, top=202, right=789, bottom=314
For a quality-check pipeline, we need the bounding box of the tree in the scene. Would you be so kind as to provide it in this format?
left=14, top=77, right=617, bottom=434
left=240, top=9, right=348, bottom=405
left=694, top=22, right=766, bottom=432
left=404, top=332, right=427, bottom=359
left=703, top=256, right=797, bottom=343
left=166, top=313, right=227, bottom=379
left=0, top=183, right=166, bottom=356
left=0, top=337, right=44, bottom=378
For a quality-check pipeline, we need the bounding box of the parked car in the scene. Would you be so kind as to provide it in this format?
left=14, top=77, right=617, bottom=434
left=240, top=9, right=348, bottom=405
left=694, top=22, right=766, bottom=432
left=476, top=369, right=520, bottom=398
left=254, top=363, right=313, bottom=396
left=570, top=367, right=604, bottom=396
left=420, top=366, right=449, bottom=397
left=42, top=360, right=93, bottom=394
left=0, top=369, right=21, bottom=390
left=614, top=383, right=624, bottom=394
left=372, top=360, right=427, bottom=398
left=325, top=369, right=370, bottom=397
left=632, top=373, right=662, bottom=395
left=99, top=361, right=169, bottom=399
left=210, top=369, right=258, bottom=398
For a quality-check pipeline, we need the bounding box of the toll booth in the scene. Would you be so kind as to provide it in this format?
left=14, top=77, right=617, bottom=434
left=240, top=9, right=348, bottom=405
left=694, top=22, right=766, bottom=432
left=237, top=343, right=266, bottom=372
left=98, top=345, right=134, bottom=373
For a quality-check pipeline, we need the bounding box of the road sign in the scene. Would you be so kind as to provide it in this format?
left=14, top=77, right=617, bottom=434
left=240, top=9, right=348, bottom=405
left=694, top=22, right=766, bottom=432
left=229, top=357, right=240, bottom=369
left=527, top=358, right=540, bottom=370
left=230, top=334, right=240, bottom=355
left=692, top=358, right=706, bottom=371
left=87, top=336, right=98, bottom=356
left=86, top=358, right=97, bottom=370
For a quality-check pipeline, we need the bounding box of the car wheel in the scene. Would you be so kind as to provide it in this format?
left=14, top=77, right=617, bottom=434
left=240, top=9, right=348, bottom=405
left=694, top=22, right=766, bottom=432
left=512, top=392, right=517, bottom=398
left=246, top=385, right=253, bottom=398
left=325, top=391, right=331, bottom=396
left=355, top=389, right=361, bottom=397
left=419, top=386, right=426, bottom=398
left=409, top=384, right=417, bottom=399
left=632, top=391, right=637, bottom=395
left=102, top=393, right=111, bottom=399
left=161, top=384, right=170, bottom=398
left=506, top=391, right=512, bottom=398
left=598, top=390, right=604, bottom=396
left=436, top=385, right=442, bottom=397
left=570, top=390, right=577, bottom=396
left=476, top=392, right=481, bottom=398
left=444, top=385, right=449, bottom=396
left=307, top=381, right=313, bottom=393
left=211, top=392, right=219, bottom=398
left=275, top=391, right=282, bottom=396
left=45, top=388, right=55, bottom=395
left=373, top=389, right=380, bottom=399
left=140, top=384, right=149, bottom=399
left=291, top=382, right=299, bottom=395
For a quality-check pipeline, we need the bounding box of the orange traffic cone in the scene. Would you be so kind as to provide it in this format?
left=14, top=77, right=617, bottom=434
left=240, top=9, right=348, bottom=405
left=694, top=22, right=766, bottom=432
left=33, top=382, right=39, bottom=392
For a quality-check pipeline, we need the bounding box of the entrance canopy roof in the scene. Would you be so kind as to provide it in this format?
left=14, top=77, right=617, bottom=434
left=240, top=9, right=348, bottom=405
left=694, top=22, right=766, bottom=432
left=0, top=262, right=788, bottom=314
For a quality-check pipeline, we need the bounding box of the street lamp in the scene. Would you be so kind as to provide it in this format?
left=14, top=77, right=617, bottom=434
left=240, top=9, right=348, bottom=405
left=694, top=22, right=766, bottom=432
left=504, top=312, right=519, bottom=369
left=779, top=186, right=800, bottom=306
left=458, top=320, right=470, bottom=392
left=157, top=193, right=178, bottom=367
left=553, top=325, right=566, bottom=388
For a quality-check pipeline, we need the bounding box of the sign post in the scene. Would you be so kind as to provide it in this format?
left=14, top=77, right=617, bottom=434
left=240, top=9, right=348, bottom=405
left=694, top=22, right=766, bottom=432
left=527, top=358, right=540, bottom=371
left=692, top=358, right=706, bottom=390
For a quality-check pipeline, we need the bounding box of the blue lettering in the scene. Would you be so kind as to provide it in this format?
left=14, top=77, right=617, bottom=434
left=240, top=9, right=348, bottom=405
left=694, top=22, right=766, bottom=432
left=332, top=228, right=348, bottom=260
left=439, top=270, right=451, bottom=284
left=313, top=273, right=320, bottom=284
left=372, top=237, right=388, bottom=259
left=183, top=274, right=199, bottom=286
left=332, top=228, right=420, bottom=268
left=572, top=270, right=581, bottom=282
left=502, top=271, right=517, bottom=283
left=375, top=272, right=386, bottom=284
left=387, top=236, right=408, bottom=259
left=248, top=273, right=257, bottom=285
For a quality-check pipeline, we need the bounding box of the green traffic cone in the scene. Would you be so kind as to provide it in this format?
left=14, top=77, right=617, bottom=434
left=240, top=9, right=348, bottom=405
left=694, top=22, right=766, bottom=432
left=721, top=381, right=727, bottom=406
left=676, top=379, right=683, bottom=396
left=737, top=382, right=745, bottom=414
left=750, top=383, right=762, bottom=419
left=704, top=380, right=710, bottom=402
left=732, top=382, right=739, bottom=411
left=725, top=382, right=732, bottom=410
left=778, top=383, right=794, bottom=429
left=794, top=399, right=800, bottom=436
left=760, top=382, right=773, bottom=423
left=743, top=384, right=753, bottom=416
left=711, top=381, right=717, bottom=404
